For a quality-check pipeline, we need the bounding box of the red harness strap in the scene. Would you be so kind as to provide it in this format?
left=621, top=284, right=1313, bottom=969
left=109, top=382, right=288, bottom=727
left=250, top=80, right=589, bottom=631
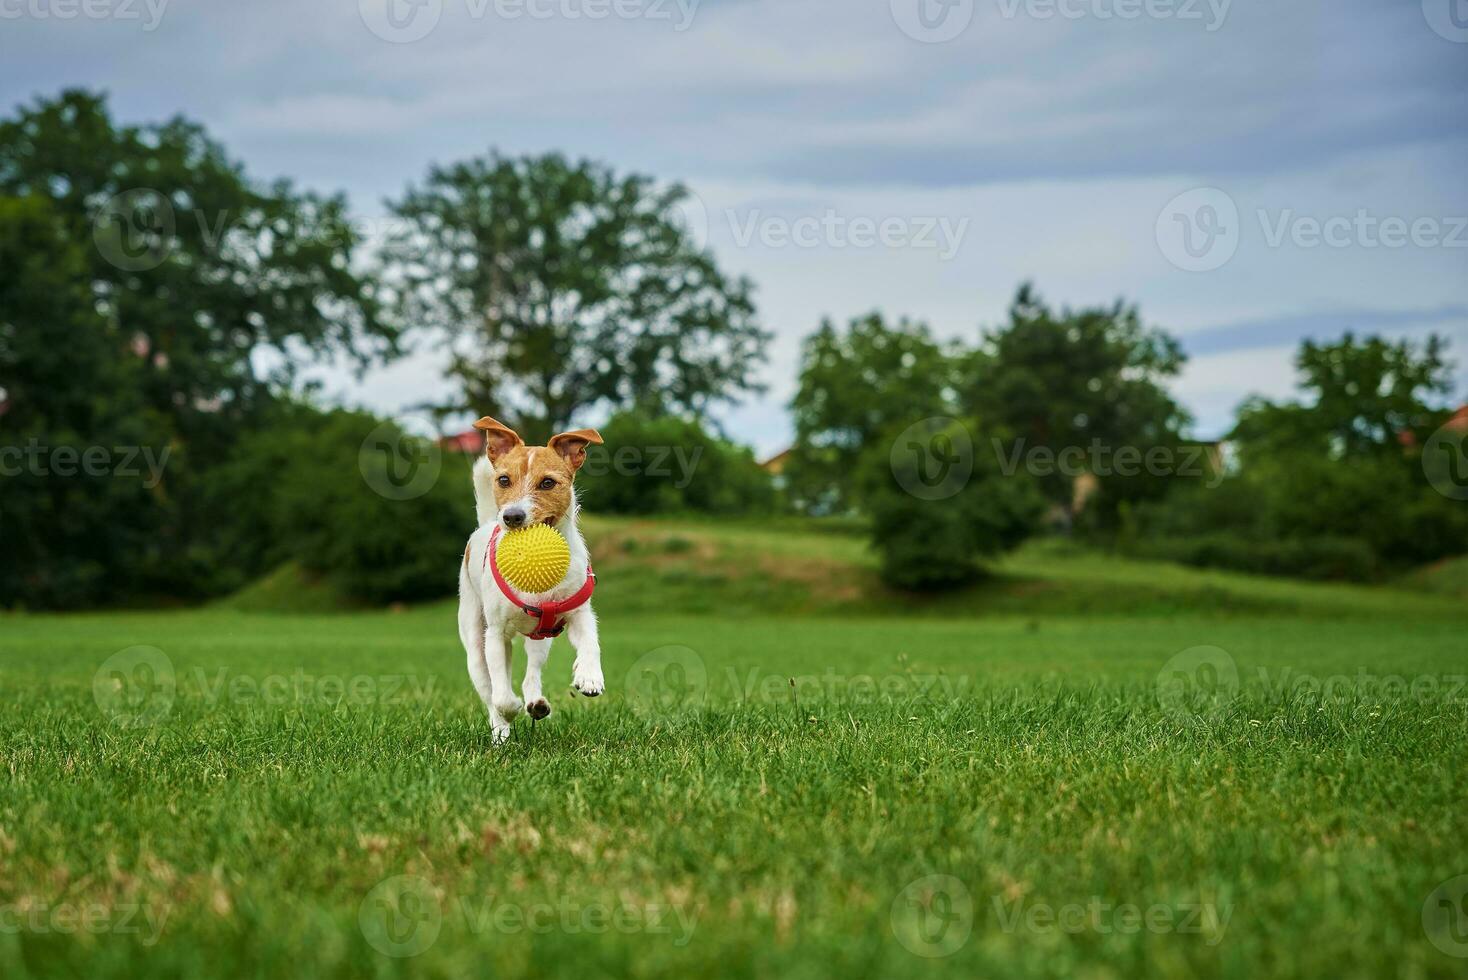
left=484, top=524, right=596, bottom=640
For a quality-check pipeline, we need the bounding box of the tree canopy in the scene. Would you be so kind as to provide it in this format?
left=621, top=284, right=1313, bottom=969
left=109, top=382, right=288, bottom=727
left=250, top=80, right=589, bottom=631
left=381, top=151, right=769, bottom=442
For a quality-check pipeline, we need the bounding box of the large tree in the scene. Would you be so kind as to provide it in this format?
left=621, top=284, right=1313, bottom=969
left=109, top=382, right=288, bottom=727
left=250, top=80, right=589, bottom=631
left=966, top=284, right=1190, bottom=524
left=0, top=90, right=393, bottom=441
left=0, top=91, right=393, bottom=604
left=1232, top=332, right=1454, bottom=460
left=380, top=152, right=769, bottom=441
left=786, top=313, right=960, bottom=513
left=0, top=195, right=169, bottom=606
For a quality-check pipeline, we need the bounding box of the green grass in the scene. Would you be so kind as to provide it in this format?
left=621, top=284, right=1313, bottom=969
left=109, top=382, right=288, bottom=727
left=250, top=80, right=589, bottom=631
left=2, top=523, right=1467, bottom=978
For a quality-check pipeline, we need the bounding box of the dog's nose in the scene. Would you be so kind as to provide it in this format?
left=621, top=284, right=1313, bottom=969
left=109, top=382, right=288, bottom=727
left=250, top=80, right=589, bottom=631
left=502, top=507, right=527, bottom=529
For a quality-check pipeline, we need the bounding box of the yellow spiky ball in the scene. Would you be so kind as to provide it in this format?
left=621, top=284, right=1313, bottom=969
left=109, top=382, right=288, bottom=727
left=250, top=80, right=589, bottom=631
left=496, top=523, right=571, bottom=594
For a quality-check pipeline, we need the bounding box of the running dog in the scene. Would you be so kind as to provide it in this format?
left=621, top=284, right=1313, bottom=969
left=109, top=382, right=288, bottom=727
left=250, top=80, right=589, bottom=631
left=457, top=417, right=604, bottom=743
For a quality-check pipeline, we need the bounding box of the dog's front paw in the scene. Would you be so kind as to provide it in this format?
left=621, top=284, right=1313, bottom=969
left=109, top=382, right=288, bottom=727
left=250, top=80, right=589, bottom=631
left=572, top=661, right=604, bottom=698
left=526, top=698, right=551, bottom=720
left=490, top=720, right=513, bottom=745
left=492, top=694, right=524, bottom=721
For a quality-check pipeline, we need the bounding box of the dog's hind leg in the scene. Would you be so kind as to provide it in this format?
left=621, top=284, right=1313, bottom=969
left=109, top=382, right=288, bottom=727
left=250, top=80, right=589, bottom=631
left=522, top=637, right=553, bottom=720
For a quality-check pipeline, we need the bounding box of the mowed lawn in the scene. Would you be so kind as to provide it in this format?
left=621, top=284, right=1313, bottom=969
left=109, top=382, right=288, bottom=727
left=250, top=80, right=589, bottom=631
left=2, top=532, right=1467, bottom=979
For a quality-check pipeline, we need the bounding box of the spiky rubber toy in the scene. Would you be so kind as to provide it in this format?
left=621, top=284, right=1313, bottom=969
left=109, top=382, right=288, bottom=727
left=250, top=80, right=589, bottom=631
left=496, top=523, right=571, bottom=593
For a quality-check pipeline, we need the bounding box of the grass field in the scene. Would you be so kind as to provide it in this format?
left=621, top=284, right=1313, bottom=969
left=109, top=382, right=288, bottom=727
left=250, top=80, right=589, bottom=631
left=2, top=519, right=1467, bottom=978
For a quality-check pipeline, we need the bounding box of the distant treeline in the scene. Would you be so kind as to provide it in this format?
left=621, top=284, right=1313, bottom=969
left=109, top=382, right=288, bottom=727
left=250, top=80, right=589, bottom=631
left=2, top=91, right=1464, bottom=608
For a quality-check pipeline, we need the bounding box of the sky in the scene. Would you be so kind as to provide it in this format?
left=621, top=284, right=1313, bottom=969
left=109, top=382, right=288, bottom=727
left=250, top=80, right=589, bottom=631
left=3, top=0, right=1466, bottom=454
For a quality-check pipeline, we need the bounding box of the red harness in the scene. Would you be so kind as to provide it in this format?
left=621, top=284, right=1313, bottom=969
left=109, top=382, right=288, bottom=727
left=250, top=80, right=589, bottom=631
left=485, top=524, right=596, bottom=640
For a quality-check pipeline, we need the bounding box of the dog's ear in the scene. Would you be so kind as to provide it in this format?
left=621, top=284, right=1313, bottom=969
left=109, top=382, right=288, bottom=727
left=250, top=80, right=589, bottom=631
left=548, top=428, right=603, bottom=473
left=473, top=416, right=524, bottom=461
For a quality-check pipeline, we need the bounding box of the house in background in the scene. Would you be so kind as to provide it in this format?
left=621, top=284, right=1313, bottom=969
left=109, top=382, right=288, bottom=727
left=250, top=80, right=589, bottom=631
left=439, top=429, right=484, bottom=455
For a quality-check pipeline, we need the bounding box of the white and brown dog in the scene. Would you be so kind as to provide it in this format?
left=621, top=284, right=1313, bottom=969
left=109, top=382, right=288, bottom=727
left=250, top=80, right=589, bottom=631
left=457, top=416, right=605, bottom=743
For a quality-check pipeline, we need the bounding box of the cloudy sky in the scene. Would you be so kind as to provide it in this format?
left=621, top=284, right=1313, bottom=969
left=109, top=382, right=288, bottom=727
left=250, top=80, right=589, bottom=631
left=4, top=0, right=1466, bottom=452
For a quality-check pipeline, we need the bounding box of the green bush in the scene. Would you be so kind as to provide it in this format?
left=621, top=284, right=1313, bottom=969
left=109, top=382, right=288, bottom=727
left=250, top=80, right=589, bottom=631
left=1132, top=533, right=1379, bottom=581
left=574, top=411, right=775, bottom=515
left=1127, top=450, right=1468, bottom=580
left=203, top=406, right=475, bottom=604
left=862, top=419, right=1044, bottom=590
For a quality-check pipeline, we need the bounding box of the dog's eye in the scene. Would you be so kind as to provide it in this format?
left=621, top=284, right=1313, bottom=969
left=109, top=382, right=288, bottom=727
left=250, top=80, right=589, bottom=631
left=538, top=477, right=557, bottom=491
left=496, top=475, right=511, bottom=488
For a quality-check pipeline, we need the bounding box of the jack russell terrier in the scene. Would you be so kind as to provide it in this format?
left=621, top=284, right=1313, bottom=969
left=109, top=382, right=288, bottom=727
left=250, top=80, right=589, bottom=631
left=457, top=416, right=605, bottom=743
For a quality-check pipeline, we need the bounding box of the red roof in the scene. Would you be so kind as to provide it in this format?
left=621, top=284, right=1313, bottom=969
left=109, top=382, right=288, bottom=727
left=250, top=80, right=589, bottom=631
left=439, top=430, right=484, bottom=454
